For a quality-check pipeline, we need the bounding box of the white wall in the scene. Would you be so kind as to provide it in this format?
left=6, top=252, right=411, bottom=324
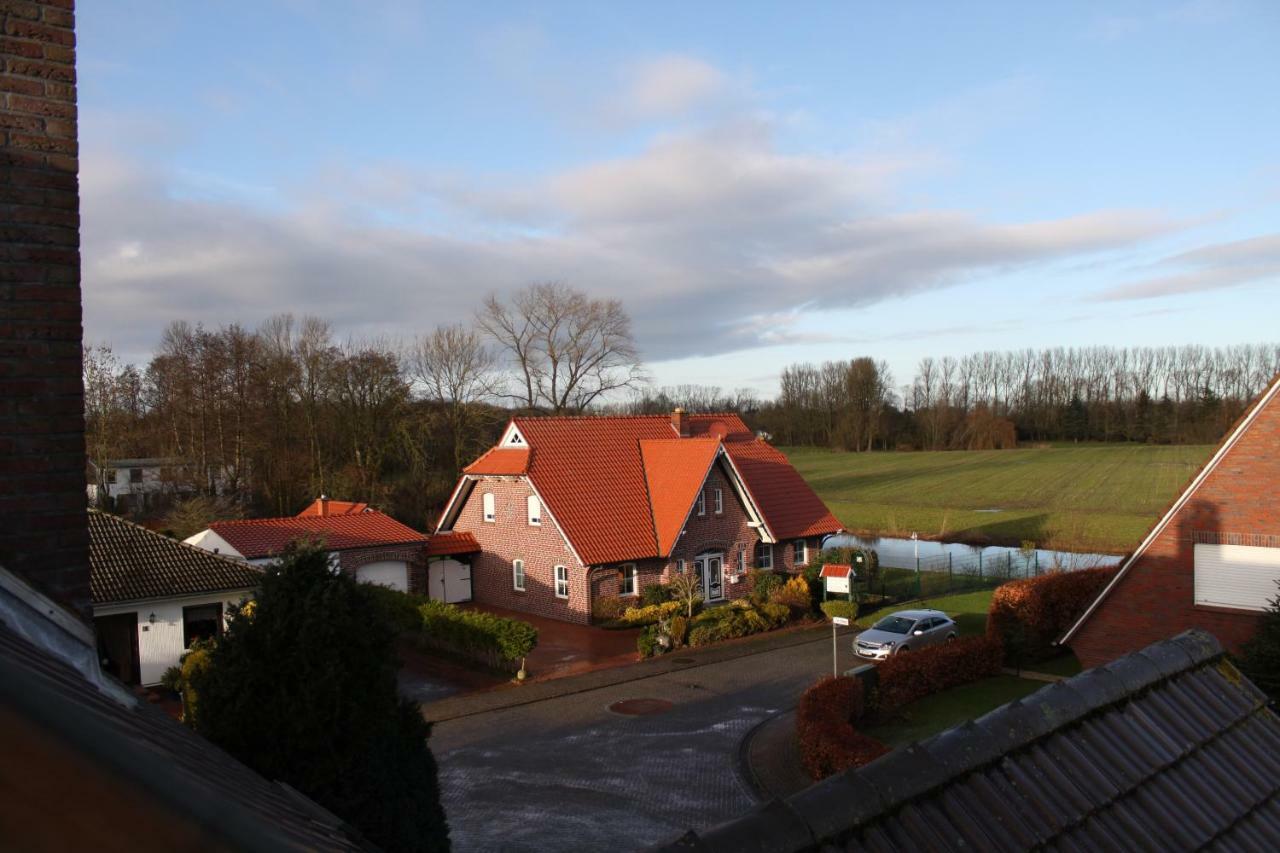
left=94, top=590, right=253, bottom=686
left=183, top=528, right=245, bottom=560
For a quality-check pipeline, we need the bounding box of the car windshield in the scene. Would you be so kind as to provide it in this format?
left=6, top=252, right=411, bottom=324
left=872, top=616, right=916, bottom=635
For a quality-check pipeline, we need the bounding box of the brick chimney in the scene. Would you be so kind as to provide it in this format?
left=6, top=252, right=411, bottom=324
left=318, top=495, right=329, bottom=516
left=671, top=407, right=690, bottom=437
left=0, top=1, right=90, bottom=618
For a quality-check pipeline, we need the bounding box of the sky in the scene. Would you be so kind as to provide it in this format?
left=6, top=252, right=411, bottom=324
left=76, top=1, right=1280, bottom=399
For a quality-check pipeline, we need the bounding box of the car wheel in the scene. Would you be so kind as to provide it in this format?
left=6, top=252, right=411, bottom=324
left=897, top=646, right=909, bottom=654
left=946, top=634, right=957, bottom=643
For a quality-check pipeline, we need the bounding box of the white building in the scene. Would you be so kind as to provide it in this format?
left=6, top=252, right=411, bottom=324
left=87, top=457, right=237, bottom=512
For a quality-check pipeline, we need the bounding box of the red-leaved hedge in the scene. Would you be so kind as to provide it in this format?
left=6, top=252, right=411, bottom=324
left=986, top=567, right=1117, bottom=663
left=795, top=676, right=889, bottom=780
left=874, top=635, right=1004, bottom=716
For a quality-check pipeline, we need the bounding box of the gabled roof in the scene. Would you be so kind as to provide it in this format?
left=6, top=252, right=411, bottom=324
left=1062, top=372, right=1280, bottom=644
left=640, top=438, right=721, bottom=556
left=89, top=511, right=262, bottom=605
left=208, top=512, right=427, bottom=560
left=296, top=498, right=369, bottom=517
left=819, top=564, right=853, bottom=578
left=445, top=413, right=841, bottom=565
left=661, top=629, right=1280, bottom=852
left=427, top=530, right=481, bottom=558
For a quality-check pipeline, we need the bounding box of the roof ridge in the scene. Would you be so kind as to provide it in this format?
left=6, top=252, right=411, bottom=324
left=512, top=411, right=747, bottom=422
left=89, top=509, right=250, bottom=567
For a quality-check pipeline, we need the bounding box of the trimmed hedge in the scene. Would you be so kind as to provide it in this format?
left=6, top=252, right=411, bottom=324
left=795, top=677, right=889, bottom=780
left=360, top=584, right=425, bottom=636
left=819, top=600, right=858, bottom=621
left=417, top=600, right=538, bottom=670
left=622, top=600, right=684, bottom=625
left=986, top=567, right=1116, bottom=664
left=874, top=636, right=1003, bottom=717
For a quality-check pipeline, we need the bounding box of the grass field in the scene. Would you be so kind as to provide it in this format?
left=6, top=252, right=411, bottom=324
left=785, top=442, right=1214, bottom=554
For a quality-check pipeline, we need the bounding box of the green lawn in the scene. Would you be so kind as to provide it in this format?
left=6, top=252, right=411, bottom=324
left=785, top=442, right=1213, bottom=553
left=860, top=589, right=996, bottom=637
left=862, top=675, right=1044, bottom=747
left=1026, top=652, right=1084, bottom=678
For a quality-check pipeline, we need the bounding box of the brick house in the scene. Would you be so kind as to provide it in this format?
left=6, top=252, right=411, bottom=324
left=435, top=410, right=843, bottom=624
left=1063, top=373, right=1280, bottom=668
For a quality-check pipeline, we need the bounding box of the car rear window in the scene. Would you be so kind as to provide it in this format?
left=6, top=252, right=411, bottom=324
left=873, top=616, right=915, bottom=634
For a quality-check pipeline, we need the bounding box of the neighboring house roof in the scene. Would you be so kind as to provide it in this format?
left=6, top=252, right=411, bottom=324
left=0, top=565, right=372, bottom=852
left=444, top=413, right=842, bottom=566
left=89, top=511, right=262, bottom=605
left=427, top=531, right=481, bottom=558
left=1061, top=372, right=1280, bottom=645
left=661, top=629, right=1280, bottom=852
left=297, top=498, right=370, bottom=517
left=208, top=512, right=427, bottom=560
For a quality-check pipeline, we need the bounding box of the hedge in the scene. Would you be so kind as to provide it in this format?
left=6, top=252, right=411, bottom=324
left=360, top=584, right=425, bottom=636
left=986, top=567, right=1116, bottom=664
left=795, top=635, right=1003, bottom=780
left=686, top=600, right=790, bottom=647
left=417, top=600, right=538, bottom=670
left=795, top=677, right=889, bottom=780
left=819, top=600, right=858, bottom=622
left=621, top=600, right=684, bottom=625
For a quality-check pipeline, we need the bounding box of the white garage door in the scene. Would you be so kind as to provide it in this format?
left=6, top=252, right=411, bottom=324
left=1194, top=543, right=1280, bottom=611
left=433, top=559, right=472, bottom=604
left=356, top=560, right=409, bottom=593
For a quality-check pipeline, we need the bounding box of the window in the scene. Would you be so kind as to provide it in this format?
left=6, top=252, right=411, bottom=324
left=714, top=488, right=723, bottom=514
left=755, top=542, right=773, bottom=570
left=129, top=467, right=143, bottom=484
left=737, top=548, right=746, bottom=574
left=675, top=559, right=687, bottom=574
left=482, top=492, right=496, bottom=523
left=527, top=495, right=541, bottom=526
left=1194, top=543, right=1280, bottom=611
left=620, top=564, right=638, bottom=597
left=696, top=491, right=706, bottom=516
left=182, top=603, right=222, bottom=648
left=512, top=559, right=525, bottom=591
left=554, top=565, right=569, bottom=599
left=793, top=539, right=808, bottom=566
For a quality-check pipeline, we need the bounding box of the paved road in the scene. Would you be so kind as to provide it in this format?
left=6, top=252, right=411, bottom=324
left=431, top=626, right=862, bottom=852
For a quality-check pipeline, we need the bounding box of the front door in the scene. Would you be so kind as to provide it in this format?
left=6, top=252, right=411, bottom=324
left=94, top=612, right=140, bottom=686
left=696, top=553, right=725, bottom=602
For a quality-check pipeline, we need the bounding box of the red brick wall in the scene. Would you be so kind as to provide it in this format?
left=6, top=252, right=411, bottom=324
left=1072, top=387, right=1280, bottom=668
left=0, top=1, right=88, bottom=617
left=452, top=477, right=589, bottom=623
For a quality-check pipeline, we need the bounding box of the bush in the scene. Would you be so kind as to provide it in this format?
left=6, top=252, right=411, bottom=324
left=360, top=584, right=425, bottom=636
left=749, top=569, right=783, bottom=605
left=178, top=641, right=213, bottom=722
left=621, top=600, right=683, bottom=625
left=820, top=600, right=858, bottom=622
left=685, top=599, right=791, bottom=646
left=592, top=595, right=626, bottom=621
left=795, top=677, right=889, bottom=780
left=418, top=599, right=538, bottom=668
left=757, top=601, right=791, bottom=628
left=770, top=575, right=813, bottom=615
left=668, top=615, right=690, bottom=648
left=1238, top=582, right=1280, bottom=702
left=160, top=665, right=183, bottom=694
left=688, top=622, right=718, bottom=647
left=641, top=583, right=674, bottom=606
left=875, top=636, right=1004, bottom=717
left=987, top=567, right=1116, bottom=664
left=637, top=625, right=662, bottom=658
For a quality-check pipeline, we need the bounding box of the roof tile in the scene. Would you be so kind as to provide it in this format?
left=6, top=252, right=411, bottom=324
left=210, top=512, right=426, bottom=560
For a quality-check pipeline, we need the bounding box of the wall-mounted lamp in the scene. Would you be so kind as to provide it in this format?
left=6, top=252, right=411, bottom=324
left=148, top=612, right=157, bottom=625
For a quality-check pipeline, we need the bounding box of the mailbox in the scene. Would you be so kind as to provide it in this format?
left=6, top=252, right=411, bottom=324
left=820, top=563, right=854, bottom=595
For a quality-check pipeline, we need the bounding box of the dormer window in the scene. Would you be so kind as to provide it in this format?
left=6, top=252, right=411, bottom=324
left=482, top=492, right=496, bottom=523
left=527, top=495, right=541, bottom=526
left=696, top=491, right=706, bottom=516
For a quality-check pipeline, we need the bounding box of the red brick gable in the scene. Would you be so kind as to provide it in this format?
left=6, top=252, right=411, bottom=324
left=209, top=512, right=427, bottom=560
left=1066, top=374, right=1280, bottom=666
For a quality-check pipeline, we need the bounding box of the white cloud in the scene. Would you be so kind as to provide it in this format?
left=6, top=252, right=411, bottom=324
left=1095, top=232, right=1280, bottom=301
left=623, top=55, right=728, bottom=119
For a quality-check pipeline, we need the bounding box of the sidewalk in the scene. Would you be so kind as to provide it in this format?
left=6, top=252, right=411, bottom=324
left=740, top=708, right=811, bottom=801
left=422, top=620, right=836, bottom=722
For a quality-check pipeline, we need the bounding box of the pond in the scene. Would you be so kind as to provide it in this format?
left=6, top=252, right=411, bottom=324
left=821, top=533, right=1123, bottom=573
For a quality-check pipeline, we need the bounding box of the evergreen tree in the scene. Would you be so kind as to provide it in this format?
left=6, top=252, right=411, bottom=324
left=191, top=545, right=449, bottom=852
left=1238, top=583, right=1280, bottom=703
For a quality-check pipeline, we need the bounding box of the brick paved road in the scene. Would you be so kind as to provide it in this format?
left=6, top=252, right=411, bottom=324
left=430, top=627, right=861, bottom=852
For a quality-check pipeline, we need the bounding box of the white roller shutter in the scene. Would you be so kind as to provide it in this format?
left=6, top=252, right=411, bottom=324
left=356, top=560, right=409, bottom=593
left=1194, top=544, right=1280, bottom=611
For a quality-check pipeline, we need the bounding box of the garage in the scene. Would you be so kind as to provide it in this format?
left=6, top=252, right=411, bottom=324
left=432, top=558, right=472, bottom=603
left=356, top=560, right=410, bottom=593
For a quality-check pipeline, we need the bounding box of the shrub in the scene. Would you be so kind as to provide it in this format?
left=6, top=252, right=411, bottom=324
left=820, top=600, right=858, bottom=622
left=178, top=641, right=212, bottom=723
left=668, top=615, right=690, bottom=648
left=668, top=572, right=704, bottom=619
left=757, top=601, right=791, bottom=628
left=160, top=665, right=183, bottom=695
left=637, top=625, right=662, bottom=658
left=360, top=584, right=424, bottom=636
left=749, top=569, right=783, bottom=605
left=418, top=599, right=538, bottom=668
left=1238, top=582, right=1280, bottom=702
left=770, top=575, right=813, bottom=615
left=621, top=600, right=683, bottom=625
left=641, top=583, right=674, bottom=606
left=592, top=595, right=626, bottom=622
left=987, top=567, right=1116, bottom=664
left=875, top=636, right=1004, bottom=718
left=795, top=677, right=889, bottom=780
left=688, top=622, right=718, bottom=647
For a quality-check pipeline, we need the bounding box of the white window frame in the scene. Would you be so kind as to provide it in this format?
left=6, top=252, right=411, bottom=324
left=512, top=559, right=525, bottom=592
left=554, top=565, right=569, bottom=599
left=696, top=491, right=706, bottom=516
left=714, top=488, right=723, bottom=515
left=527, top=495, right=541, bottom=526
left=482, top=492, right=496, bottom=523
left=620, top=563, right=638, bottom=597
left=737, top=548, right=746, bottom=574
left=755, top=542, right=773, bottom=570
left=793, top=539, right=808, bottom=566
left=675, top=559, right=687, bottom=574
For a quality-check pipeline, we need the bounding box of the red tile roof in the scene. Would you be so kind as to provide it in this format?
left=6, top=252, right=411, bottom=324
left=427, top=530, right=481, bottom=558
left=296, top=498, right=369, bottom=517
left=820, top=564, right=853, bottom=578
left=449, top=413, right=841, bottom=565
left=209, top=511, right=427, bottom=559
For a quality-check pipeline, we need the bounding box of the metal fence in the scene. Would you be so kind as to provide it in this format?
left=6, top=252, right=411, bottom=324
left=846, top=548, right=1042, bottom=614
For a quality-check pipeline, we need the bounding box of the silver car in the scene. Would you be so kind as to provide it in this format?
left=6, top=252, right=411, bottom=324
left=854, top=609, right=957, bottom=660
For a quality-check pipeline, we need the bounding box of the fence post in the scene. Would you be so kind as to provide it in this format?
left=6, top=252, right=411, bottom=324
left=978, top=551, right=983, bottom=583
left=1007, top=552, right=1012, bottom=577
left=948, top=553, right=953, bottom=592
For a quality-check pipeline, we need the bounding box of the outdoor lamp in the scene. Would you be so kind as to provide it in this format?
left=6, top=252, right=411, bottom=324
left=148, top=612, right=156, bottom=625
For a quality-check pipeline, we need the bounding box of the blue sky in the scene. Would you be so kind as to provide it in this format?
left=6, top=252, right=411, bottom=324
left=77, top=1, right=1280, bottom=397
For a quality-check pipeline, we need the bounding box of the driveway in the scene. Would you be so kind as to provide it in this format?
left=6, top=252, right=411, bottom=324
left=466, top=603, right=642, bottom=680
left=430, top=626, right=862, bottom=852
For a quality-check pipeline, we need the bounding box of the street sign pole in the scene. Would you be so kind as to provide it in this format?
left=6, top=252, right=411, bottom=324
left=831, top=616, right=850, bottom=677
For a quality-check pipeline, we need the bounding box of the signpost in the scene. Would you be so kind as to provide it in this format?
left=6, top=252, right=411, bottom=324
left=831, top=615, right=849, bottom=676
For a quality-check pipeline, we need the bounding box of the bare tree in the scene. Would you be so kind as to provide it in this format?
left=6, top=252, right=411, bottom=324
left=478, top=282, right=645, bottom=412
left=410, top=324, right=500, bottom=473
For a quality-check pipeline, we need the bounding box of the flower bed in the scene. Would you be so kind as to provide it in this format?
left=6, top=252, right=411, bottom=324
left=416, top=600, right=538, bottom=671
left=986, top=567, right=1116, bottom=664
